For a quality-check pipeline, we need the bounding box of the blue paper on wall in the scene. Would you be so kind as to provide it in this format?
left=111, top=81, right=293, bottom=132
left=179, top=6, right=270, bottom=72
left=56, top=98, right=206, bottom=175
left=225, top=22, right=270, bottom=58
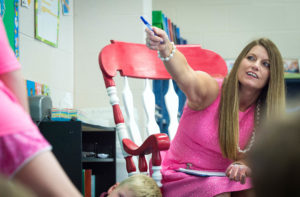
left=26, top=80, right=35, bottom=96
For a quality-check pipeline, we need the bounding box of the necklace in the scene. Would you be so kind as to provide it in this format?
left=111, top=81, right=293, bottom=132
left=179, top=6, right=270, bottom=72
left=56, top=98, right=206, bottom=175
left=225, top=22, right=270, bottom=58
left=237, top=102, right=260, bottom=153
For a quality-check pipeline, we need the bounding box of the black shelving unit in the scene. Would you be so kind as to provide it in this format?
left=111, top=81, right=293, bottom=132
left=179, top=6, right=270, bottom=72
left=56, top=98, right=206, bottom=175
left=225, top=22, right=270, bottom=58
left=39, top=121, right=116, bottom=196
left=39, top=121, right=82, bottom=193
left=81, top=123, right=116, bottom=197
left=286, top=79, right=300, bottom=112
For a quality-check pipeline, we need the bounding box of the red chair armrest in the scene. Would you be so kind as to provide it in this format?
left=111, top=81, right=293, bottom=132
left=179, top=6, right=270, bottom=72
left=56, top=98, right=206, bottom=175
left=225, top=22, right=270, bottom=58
left=123, top=133, right=170, bottom=166
left=122, top=133, right=170, bottom=155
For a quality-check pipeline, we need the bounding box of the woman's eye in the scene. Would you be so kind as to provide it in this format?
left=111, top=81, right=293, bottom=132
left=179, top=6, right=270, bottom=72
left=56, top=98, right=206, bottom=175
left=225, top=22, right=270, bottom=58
left=263, top=62, right=270, bottom=67
left=247, top=56, right=255, bottom=61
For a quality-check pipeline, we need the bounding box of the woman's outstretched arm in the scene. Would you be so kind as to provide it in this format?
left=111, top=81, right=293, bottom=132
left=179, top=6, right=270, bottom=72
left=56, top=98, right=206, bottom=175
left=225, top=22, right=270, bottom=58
left=146, top=27, right=219, bottom=110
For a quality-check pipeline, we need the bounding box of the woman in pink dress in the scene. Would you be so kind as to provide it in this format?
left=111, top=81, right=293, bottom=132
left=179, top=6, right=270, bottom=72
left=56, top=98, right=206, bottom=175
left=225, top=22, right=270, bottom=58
left=145, top=26, right=285, bottom=196
left=0, top=18, right=81, bottom=196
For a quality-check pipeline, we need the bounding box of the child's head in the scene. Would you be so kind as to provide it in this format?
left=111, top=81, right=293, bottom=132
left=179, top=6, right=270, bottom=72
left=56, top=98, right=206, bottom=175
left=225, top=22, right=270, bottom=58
left=108, top=174, right=162, bottom=197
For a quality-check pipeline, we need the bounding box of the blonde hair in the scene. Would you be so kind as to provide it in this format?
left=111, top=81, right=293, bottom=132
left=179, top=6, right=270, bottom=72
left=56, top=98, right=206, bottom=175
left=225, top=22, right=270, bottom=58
left=219, top=38, right=286, bottom=160
left=118, top=174, right=162, bottom=197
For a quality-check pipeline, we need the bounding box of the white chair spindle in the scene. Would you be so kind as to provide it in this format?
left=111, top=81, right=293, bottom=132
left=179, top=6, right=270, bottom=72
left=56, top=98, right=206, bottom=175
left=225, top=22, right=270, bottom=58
left=164, top=80, right=179, bottom=140
left=142, top=79, right=160, bottom=136
left=122, top=77, right=142, bottom=146
left=152, top=166, right=162, bottom=187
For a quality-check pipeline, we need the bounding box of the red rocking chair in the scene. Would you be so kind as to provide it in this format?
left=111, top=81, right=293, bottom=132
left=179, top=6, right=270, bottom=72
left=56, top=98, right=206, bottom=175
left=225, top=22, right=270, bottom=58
left=98, top=40, right=227, bottom=187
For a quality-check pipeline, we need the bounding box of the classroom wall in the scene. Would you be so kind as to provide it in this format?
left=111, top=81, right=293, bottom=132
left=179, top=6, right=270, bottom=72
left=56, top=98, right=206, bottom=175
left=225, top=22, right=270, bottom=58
left=153, top=0, right=300, bottom=59
left=19, top=1, right=74, bottom=108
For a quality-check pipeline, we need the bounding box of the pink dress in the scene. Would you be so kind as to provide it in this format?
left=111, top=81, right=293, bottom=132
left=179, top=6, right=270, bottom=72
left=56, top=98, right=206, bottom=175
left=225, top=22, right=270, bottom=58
left=161, top=78, right=254, bottom=197
left=0, top=18, right=51, bottom=178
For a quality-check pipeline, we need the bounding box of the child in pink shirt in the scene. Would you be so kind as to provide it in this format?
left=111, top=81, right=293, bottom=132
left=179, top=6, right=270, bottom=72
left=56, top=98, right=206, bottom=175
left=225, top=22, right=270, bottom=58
left=0, top=18, right=81, bottom=196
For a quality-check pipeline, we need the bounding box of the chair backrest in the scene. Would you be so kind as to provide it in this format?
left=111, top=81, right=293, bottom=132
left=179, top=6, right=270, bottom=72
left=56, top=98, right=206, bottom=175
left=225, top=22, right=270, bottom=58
left=99, top=40, right=227, bottom=187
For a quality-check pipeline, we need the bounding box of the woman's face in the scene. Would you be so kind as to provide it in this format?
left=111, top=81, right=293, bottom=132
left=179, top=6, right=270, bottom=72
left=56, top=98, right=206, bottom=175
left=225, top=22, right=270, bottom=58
left=237, top=45, right=270, bottom=92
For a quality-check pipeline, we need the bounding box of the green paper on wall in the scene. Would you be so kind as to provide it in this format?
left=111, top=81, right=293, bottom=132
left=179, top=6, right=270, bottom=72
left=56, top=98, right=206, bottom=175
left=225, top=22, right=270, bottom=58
left=2, top=0, right=15, bottom=50
left=1, top=0, right=19, bottom=57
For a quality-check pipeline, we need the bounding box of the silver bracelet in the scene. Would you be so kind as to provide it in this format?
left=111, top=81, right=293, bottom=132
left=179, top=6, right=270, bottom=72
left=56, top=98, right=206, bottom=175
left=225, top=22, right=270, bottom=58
left=157, top=42, right=176, bottom=61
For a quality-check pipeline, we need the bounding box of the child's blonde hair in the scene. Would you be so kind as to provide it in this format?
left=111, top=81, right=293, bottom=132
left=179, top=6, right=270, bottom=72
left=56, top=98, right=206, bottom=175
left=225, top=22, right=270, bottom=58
left=118, top=174, right=162, bottom=197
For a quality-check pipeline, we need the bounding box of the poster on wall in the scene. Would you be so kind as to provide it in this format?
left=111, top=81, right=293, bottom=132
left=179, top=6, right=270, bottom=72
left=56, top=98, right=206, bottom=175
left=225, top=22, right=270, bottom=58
left=284, top=59, right=300, bottom=79
left=1, top=0, right=19, bottom=58
left=61, top=0, right=70, bottom=15
left=21, top=0, right=32, bottom=8
left=35, top=0, right=60, bottom=47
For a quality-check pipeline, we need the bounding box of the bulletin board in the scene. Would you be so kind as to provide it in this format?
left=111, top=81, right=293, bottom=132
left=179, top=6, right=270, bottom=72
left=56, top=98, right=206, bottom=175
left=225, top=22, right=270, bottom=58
left=0, top=0, right=19, bottom=57
left=35, top=0, right=60, bottom=47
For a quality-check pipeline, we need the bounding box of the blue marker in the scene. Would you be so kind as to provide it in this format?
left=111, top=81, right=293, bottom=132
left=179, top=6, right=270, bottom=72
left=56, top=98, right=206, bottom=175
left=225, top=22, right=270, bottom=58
left=140, top=16, right=164, bottom=43
left=140, top=16, right=154, bottom=33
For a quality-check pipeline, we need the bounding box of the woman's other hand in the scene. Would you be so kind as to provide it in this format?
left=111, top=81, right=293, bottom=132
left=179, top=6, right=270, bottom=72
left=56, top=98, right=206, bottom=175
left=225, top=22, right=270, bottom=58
left=225, top=162, right=252, bottom=184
